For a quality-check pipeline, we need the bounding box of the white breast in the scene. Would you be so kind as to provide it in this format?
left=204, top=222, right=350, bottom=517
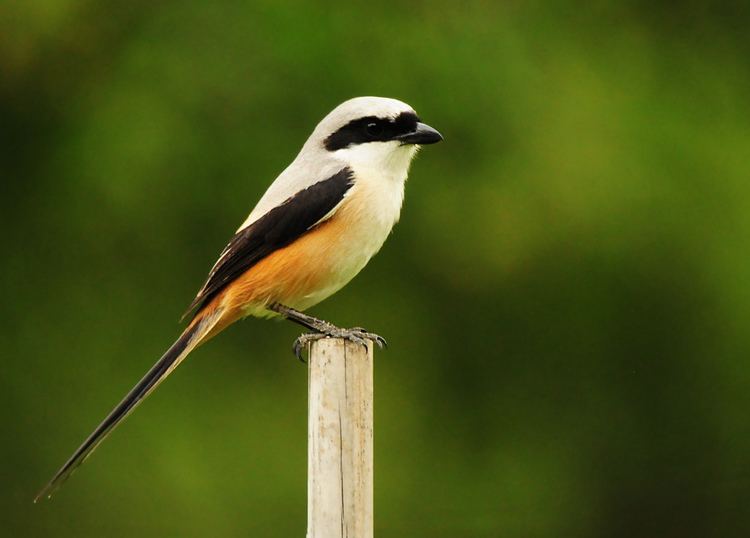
left=293, top=149, right=414, bottom=310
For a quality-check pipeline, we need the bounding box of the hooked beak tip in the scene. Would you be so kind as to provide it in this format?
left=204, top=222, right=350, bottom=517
left=398, top=122, right=443, bottom=145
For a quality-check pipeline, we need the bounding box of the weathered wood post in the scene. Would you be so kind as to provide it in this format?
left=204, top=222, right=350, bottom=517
left=307, top=338, right=374, bottom=538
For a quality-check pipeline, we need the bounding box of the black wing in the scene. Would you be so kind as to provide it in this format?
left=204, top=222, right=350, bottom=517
left=184, top=167, right=355, bottom=318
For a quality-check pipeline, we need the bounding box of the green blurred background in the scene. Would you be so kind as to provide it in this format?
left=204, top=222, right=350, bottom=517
left=3, top=1, right=749, bottom=536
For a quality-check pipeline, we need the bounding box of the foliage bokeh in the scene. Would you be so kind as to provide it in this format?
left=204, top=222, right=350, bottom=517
left=2, top=1, right=749, bottom=536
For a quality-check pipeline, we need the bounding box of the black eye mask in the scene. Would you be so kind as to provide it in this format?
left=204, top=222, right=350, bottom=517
left=324, top=111, right=420, bottom=151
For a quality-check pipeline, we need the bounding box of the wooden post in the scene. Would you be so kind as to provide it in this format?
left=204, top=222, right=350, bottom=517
left=307, top=338, right=374, bottom=538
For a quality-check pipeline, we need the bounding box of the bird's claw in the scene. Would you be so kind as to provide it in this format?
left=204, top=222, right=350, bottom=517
left=292, top=327, right=387, bottom=362
left=292, top=333, right=318, bottom=363
left=349, top=327, right=387, bottom=349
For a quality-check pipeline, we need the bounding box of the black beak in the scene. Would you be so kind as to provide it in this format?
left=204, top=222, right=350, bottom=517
left=396, top=122, right=443, bottom=145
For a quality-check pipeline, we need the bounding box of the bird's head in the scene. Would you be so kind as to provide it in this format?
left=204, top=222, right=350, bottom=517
left=306, top=96, right=443, bottom=176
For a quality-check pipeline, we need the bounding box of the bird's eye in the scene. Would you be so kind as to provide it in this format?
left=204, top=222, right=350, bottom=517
left=365, top=122, right=383, bottom=137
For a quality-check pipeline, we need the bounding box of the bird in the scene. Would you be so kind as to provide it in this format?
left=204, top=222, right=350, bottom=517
left=34, top=96, right=442, bottom=502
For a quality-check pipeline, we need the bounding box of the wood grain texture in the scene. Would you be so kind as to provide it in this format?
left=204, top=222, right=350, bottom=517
left=307, top=338, right=374, bottom=538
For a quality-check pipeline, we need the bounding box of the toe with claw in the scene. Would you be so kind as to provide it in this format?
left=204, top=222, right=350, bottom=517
left=348, top=327, right=387, bottom=349
left=292, top=327, right=387, bottom=362
left=292, top=333, right=329, bottom=362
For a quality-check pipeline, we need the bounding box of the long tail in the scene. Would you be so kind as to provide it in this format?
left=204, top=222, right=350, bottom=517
left=34, top=309, right=224, bottom=502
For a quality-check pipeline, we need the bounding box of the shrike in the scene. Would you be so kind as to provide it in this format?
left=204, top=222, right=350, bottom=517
left=36, top=96, right=442, bottom=501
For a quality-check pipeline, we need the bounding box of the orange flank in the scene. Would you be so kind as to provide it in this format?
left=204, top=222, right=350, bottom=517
left=192, top=207, right=357, bottom=342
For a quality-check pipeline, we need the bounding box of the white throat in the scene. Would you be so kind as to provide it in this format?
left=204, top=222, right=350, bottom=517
left=337, top=141, right=418, bottom=184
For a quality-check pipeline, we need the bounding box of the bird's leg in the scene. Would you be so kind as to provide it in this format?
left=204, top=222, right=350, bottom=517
left=267, top=303, right=387, bottom=361
left=268, top=303, right=340, bottom=333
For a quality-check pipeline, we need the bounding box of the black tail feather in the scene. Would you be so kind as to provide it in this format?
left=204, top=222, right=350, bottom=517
left=34, top=323, right=201, bottom=502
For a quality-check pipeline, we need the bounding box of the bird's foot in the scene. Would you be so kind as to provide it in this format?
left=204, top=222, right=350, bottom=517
left=292, top=327, right=387, bottom=362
